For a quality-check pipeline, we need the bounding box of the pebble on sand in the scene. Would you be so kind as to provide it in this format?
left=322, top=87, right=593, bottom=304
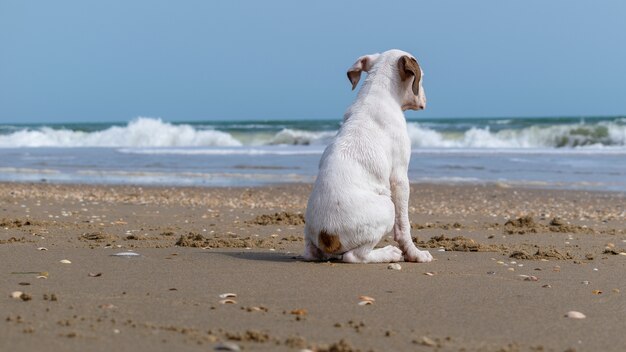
left=60, top=259, right=71, bottom=264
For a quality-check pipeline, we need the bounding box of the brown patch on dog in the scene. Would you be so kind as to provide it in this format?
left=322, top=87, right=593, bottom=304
left=319, top=231, right=342, bottom=253
left=397, top=55, right=422, bottom=95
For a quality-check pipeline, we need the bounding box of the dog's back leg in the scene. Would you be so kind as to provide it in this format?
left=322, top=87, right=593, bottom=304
left=342, top=243, right=403, bottom=264
left=303, top=236, right=327, bottom=261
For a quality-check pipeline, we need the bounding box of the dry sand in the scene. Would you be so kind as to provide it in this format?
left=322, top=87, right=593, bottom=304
left=1, top=182, right=625, bottom=352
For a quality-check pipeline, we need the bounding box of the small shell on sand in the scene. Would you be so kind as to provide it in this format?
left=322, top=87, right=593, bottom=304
left=387, top=263, right=402, bottom=270
left=424, top=272, right=435, bottom=276
left=219, top=299, right=237, bottom=304
left=37, top=247, right=48, bottom=251
left=519, top=275, right=539, bottom=281
left=215, top=342, right=241, bottom=351
left=420, top=336, right=438, bottom=347
left=219, top=293, right=237, bottom=298
left=290, top=309, right=308, bottom=316
left=59, top=259, right=71, bottom=264
left=10, top=291, right=23, bottom=299
left=359, top=295, right=375, bottom=302
left=110, top=252, right=140, bottom=257
left=565, top=311, right=586, bottom=319
left=358, top=300, right=373, bottom=306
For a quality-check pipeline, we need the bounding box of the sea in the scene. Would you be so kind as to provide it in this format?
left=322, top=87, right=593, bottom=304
left=1, top=116, right=625, bottom=192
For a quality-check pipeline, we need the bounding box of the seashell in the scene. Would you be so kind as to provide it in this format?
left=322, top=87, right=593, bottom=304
left=60, top=259, right=71, bottom=264
left=565, top=311, right=586, bottom=319
left=110, top=252, right=140, bottom=257
left=214, top=342, right=241, bottom=351
left=10, top=291, right=23, bottom=299
left=581, top=280, right=590, bottom=285
left=99, top=303, right=117, bottom=309
left=524, top=275, right=539, bottom=281
left=37, top=247, right=48, bottom=251
left=290, top=309, right=307, bottom=316
left=619, top=252, right=626, bottom=256
left=219, top=299, right=237, bottom=304
left=358, top=300, right=373, bottom=306
left=219, top=293, right=237, bottom=298
left=387, top=263, right=402, bottom=270
left=592, top=290, right=602, bottom=295
left=424, top=272, right=435, bottom=276
left=420, top=336, right=438, bottom=347
left=359, top=295, right=375, bottom=302
left=88, top=272, right=102, bottom=277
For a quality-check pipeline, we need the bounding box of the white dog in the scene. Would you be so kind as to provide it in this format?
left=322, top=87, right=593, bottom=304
left=303, top=49, right=433, bottom=264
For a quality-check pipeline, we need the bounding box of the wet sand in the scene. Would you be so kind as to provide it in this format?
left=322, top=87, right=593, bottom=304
left=1, top=182, right=625, bottom=352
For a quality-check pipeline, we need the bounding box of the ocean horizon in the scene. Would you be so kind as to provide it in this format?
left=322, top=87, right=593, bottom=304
left=1, top=115, right=625, bottom=192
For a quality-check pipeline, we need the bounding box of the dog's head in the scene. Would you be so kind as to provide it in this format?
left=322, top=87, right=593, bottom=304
left=347, top=49, right=426, bottom=111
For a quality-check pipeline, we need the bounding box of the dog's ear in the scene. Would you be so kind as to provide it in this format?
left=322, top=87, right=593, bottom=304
left=347, top=53, right=380, bottom=90
left=397, top=55, right=422, bottom=95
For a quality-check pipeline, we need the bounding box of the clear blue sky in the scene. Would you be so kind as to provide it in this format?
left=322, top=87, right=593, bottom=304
left=1, top=0, right=625, bottom=123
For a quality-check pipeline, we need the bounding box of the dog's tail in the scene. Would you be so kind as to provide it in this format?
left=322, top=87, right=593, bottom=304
left=318, top=230, right=343, bottom=254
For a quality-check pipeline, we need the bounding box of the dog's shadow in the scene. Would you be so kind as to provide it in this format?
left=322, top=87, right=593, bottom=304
left=209, top=250, right=343, bottom=264
left=210, top=250, right=303, bottom=263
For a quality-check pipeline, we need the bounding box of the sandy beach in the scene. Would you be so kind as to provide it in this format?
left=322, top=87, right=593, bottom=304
left=1, top=182, right=625, bottom=352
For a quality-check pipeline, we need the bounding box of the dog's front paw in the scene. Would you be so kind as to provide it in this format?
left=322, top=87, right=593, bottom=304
left=404, top=247, right=433, bottom=263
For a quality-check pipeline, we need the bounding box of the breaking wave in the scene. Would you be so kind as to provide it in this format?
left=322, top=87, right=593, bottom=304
left=0, top=117, right=242, bottom=148
left=1, top=116, right=625, bottom=149
left=407, top=121, right=626, bottom=148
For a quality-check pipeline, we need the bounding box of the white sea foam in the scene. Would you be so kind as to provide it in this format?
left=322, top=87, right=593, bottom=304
left=2, top=117, right=625, bottom=150
left=406, top=121, right=626, bottom=148
left=0, top=117, right=242, bottom=148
